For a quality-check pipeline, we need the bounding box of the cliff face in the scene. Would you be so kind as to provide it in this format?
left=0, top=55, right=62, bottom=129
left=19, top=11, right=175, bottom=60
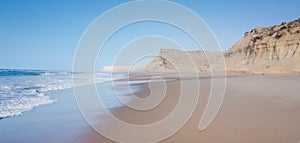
left=225, top=18, right=300, bottom=73
left=146, top=49, right=222, bottom=72
left=146, top=18, right=300, bottom=74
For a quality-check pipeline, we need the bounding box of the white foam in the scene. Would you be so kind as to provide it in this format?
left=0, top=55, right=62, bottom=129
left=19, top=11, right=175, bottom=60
left=0, top=71, right=126, bottom=119
left=0, top=96, right=56, bottom=118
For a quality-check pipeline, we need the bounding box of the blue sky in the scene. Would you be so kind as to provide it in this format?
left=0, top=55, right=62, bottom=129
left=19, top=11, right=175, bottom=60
left=0, top=0, right=299, bottom=71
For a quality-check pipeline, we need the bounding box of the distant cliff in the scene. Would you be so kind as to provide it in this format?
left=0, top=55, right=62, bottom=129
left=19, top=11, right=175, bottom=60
left=146, top=49, right=223, bottom=72
left=146, top=18, right=300, bottom=74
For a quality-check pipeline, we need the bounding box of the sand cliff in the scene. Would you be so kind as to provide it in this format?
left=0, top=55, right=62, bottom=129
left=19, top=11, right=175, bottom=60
left=224, top=18, right=300, bottom=74
left=147, top=18, right=300, bottom=74
left=146, top=49, right=223, bottom=72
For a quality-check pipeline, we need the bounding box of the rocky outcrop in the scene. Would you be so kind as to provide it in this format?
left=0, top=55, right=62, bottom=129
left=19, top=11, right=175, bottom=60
left=146, top=18, right=300, bottom=74
left=146, top=49, right=223, bottom=72
left=224, top=18, right=300, bottom=74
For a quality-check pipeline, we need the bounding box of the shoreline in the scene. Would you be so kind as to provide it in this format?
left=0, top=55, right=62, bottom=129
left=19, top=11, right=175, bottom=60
left=0, top=73, right=300, bottom=142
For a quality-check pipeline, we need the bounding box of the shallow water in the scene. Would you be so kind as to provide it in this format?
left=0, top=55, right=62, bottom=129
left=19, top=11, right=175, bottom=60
left=0, top=69, right=126, bottom=119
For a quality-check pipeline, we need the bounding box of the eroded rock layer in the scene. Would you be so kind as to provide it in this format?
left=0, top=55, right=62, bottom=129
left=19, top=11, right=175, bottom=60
left=146, top=18, right=300, bottom=74
left=225, top=18, right=300, bottom=73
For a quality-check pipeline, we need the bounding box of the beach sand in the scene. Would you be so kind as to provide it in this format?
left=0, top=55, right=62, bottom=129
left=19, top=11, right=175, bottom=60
left=0, top=73, right=300, bottom=143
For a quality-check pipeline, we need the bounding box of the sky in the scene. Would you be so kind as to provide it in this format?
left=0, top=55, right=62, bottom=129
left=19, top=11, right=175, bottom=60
left=0, top=0, right=299, bottom=71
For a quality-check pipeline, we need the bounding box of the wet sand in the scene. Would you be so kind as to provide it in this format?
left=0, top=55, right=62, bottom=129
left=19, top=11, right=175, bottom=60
left=0, top=73, right=300, bottom=143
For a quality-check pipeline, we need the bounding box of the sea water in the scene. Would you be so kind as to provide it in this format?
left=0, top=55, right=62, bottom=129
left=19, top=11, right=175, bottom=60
left=0, top=69, right=125, bottom=119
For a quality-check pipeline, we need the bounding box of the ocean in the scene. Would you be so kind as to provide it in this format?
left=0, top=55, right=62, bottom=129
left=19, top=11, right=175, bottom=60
left=0, top=69, right=125, bottom=119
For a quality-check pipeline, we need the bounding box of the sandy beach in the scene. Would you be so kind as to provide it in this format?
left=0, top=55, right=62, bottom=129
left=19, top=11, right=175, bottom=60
left=1, top=73, right=300, bottom=143
left=1, top=1, right=300, bottom=143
